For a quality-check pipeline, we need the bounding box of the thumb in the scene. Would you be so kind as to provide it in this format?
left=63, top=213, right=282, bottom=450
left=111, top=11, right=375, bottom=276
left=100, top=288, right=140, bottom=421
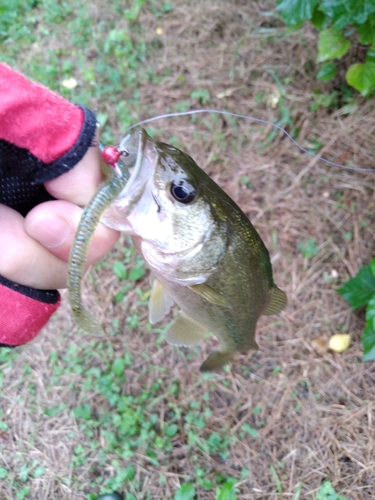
left=25, top=200, right=119, bottom=266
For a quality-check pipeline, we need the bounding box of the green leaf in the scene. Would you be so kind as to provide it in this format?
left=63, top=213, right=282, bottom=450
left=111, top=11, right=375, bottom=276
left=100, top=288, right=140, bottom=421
left=174, top=483, right=195, bottom=500
left=366, top=296, right=375, bottom=329
left=366, top=49, right=375, bottom=63
left=16, top=487, right=31, bottom=500
left=113, top=261, right=127, bottom=280
left=112, top=357, right=125, bottom=376
left=346, top=62, right=375, bottom=95
left=74, top=404, right=91, bottom=420
left=190, top=88, right=211, bottom=104
left=165, top=423, right=179, bottom=437
left=356, top=19, right=375, bottom=46
left=311, top=7, right=327, bottom=29
left=317, top=28, right=351, bottom=62
left=317, top=62, right=337, bottom=81
left=316, top=480, right=348, bottom=500
left=242, top=423, right=259, bottom=437
left=297, top=238, right=318, bottom=258
left=319, top=0, right=374, bottom=29
left=337, top=264, right=375, bottom=309
left=19, top=466, right=29, bottom=482
left=370, top=258, right=375, bottom=277
left=362, top=323, right=375, bottom=361
left=0, top=467, right=8, bottom=479
left=33, top=466, right=46, bottom=478
left=349, top=0, right=375, bottom=25
left=217, top=482, right=237, bottom=500
left=128, top=267, right=146, bottom=281
left=276, top=0, right=318, bottom=26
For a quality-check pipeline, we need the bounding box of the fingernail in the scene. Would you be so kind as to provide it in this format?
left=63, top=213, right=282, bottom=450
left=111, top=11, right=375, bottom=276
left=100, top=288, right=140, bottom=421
left=29, top=215, right=72, bottom=248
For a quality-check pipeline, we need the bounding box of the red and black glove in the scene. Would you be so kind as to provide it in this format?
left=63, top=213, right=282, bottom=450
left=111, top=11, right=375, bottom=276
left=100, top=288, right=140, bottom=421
left=0, top=63, right=97, bottom=347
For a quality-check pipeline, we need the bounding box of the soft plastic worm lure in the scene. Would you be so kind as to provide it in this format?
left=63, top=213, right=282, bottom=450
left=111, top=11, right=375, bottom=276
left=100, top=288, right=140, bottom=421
left=68, top=144, right=130, bottom=333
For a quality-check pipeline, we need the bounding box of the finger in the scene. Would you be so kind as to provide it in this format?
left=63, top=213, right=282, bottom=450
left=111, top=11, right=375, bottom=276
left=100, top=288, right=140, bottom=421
left=25, top=200, right=120, bottom=265
left=44, top=140, right=102, bottom=206
left=0, top=204, right=67, bottom=289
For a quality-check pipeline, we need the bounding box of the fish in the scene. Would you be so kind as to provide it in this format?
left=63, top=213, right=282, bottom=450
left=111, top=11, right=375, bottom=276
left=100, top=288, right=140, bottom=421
left=98, top=127, right=287, bottom=372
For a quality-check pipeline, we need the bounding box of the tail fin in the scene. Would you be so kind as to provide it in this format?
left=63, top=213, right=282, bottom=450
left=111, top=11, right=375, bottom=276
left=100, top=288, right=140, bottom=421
left=200, top=351, right=233, bottom=372
left=263, top=285, right=287, bottom=315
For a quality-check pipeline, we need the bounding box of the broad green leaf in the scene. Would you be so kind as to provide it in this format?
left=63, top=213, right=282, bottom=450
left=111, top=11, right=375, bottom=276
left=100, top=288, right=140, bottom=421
left=317, top=28, right=350, bottom=62
left=174, top=483, right=195, bottom=500
left=362, top=324, right=375, bottom=361
left=337, top=264, right=375, bottom=309
left=346, top=62, right=375, bottom=95
left=317, top=62, right=337, bottom=81
left=366, top=49, right=375, bottom=63
left=320, top=0, right=375, bottom=28
left=349, top=0, right=375, bottom=24
left=356, top=19, right=375, bottom=46
left=366, top=296, right=375, bottom=329
left=370, top=258, right=375, bottom=277
left=311, top=7, right=327, bottom=29
left=276, top=0, right=318, bottom=26
left=320, top=0, right=351, bottom=29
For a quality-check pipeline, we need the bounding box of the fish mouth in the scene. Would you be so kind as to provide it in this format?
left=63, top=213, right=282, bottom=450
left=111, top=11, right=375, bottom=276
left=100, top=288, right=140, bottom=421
left=117, top=128, right=155, bottom=205
left=101, top=128, right=157, bottom=231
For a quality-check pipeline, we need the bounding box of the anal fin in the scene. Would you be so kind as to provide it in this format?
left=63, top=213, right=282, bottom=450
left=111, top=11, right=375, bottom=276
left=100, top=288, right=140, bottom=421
left=165, top=313, right=208, bottom=347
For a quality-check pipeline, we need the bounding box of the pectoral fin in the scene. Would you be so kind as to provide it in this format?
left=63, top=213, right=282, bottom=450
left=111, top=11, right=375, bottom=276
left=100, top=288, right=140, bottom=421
left=199, top=351, right=233, bottom=372
left=165, top=313, right=208, bottom=346
left=188, top=284, right=231, bottom=307
left=263, top=285, right=287, bottom=316
left=149, top=278, right=174, bottom=325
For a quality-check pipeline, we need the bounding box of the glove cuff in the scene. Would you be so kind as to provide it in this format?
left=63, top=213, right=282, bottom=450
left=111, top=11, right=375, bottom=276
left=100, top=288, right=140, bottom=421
left=0, top=276, right=60, bottom=347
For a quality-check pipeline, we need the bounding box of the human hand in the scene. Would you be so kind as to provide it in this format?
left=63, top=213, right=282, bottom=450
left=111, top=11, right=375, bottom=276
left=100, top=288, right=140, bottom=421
left=0, top=144, right=119, bottom=290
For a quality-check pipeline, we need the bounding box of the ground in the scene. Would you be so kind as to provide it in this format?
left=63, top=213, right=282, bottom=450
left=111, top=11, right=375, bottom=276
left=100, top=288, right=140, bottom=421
left=1, top=1, right=375, bottom=499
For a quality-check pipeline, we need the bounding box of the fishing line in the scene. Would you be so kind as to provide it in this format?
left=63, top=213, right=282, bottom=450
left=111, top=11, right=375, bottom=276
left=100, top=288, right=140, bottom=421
left=122, top=109, right=374, bottom=173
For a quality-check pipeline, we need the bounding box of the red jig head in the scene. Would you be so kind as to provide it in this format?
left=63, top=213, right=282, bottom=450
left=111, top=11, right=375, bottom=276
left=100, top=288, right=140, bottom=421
left=102, top=145, right=121, bottom=166
left=101, top=145, right=128, bottom=178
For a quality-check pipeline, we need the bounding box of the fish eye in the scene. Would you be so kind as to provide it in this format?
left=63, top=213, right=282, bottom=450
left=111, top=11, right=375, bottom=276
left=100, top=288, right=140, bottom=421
left=170, top=180, right=196, bottom=204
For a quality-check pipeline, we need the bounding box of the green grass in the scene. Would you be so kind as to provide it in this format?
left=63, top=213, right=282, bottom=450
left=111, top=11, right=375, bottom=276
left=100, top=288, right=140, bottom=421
left=0, top=328, right=250, bottom=497
left=0, top=0, right=168, bottom=144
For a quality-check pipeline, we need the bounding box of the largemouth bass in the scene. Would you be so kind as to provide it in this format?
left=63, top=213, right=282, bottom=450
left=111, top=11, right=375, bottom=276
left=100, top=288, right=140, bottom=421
left=98, top=128, right=287, bottom=372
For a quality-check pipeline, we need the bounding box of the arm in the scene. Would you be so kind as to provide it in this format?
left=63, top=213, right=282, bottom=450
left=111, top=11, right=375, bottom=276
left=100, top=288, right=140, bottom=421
left=0, top=62, right=97, bottom=182
left=0, top=64, right=117, bottom=347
